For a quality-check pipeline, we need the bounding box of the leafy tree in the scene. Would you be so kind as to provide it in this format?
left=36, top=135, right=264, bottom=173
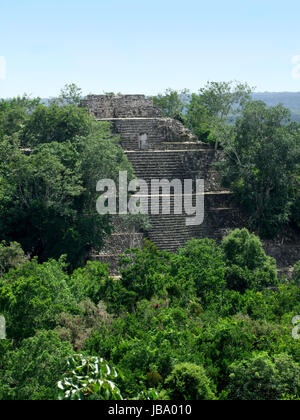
left=197, top=81, right=252, bottom=120
left=240, top=283, right=300, bottom=323
left=0, top=139, right=84, bottom=267
left=162, top=363, right=215, bottom=400
left=119, top=241, right=172, bottom=303
left=0, top=96, right=40, bottom=138
left=185, top=94, right=215, bottom=143
left=227, top=352, right=300, bottom=400
left=55, top=299, right=112, bottom=351
left=174, top=238, right=226, bottom=305
left=0, top=331, right=73, bottom=400
left=152, top=88, right=188, bottom=119
left=196, top=315, right=297, bottom=389
left=0, top=241, right=28, bottom=277
left=58, top=83, right=83, bottom=105
left=20, top=102, right=92, bottom=147
left=221, top=229, right=277, bottom=293
left=69, top=261, right=111, bottom=304
left=0, top=121, right=133, bottom=269
left=0, top=85, right=84, bottom=145
left=0, top=257, right=77, bottom=339
left=186, top=81, right=252, bottom=148
left=220, top=101, right=300, bottom=237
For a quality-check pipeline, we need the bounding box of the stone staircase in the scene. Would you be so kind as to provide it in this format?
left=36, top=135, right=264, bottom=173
left=124, top=149, right=221, bottom=192
left=80, top=96, right=242, bottom=270
left=95, top=140, right=240, bottom=269
left=82, top=95, right=300, bottom=275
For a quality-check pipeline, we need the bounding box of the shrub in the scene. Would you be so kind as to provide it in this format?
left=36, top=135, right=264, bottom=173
left=0, top=241, right=27, bottom=277
left=222, top=229, right=277, bottom=293
left=54, top=299, right=112, bottom=351
left=119, top=241, right=172, bottom=303
left=227, top=352, right=300, bottom=400
left=163, top=362, right=215, bottom=400
left=0, top=257, right=77, bottom=339
left=174, top=239, right=226, bottom=305
left=69, top=261, right=111, bottom=304
left=0, top=330, right=73, bottom=400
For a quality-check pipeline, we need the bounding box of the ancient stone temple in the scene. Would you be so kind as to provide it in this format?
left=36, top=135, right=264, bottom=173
left=81, top=95, right=300, bottom=274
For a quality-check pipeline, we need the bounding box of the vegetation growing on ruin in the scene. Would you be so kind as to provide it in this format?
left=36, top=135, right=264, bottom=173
left=154, top=83, right=300, bottom=238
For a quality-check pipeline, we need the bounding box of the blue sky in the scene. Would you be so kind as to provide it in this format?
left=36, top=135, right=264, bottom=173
left=1, top=0, right=300, bottom=97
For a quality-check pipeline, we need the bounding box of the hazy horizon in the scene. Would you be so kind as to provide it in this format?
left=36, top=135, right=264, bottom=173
left=1, top=0, right=300, bottom=98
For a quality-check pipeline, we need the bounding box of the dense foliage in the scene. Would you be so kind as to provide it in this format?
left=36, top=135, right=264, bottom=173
left=0, top=85, right=299, bottom=400
left=152, top=88, right=189, bottom=120
left=220, top=101, right=300, bottom=237
left=0, top=231, right=299, bottom=400
left=0, top=86, right=134, bottom=270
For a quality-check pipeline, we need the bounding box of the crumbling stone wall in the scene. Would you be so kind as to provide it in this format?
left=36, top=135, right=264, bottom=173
left=81, top=95, right=163, bottom=119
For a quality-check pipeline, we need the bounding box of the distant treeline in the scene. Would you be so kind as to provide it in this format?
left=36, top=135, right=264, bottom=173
left=252, top=92, right=300, bottom=122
